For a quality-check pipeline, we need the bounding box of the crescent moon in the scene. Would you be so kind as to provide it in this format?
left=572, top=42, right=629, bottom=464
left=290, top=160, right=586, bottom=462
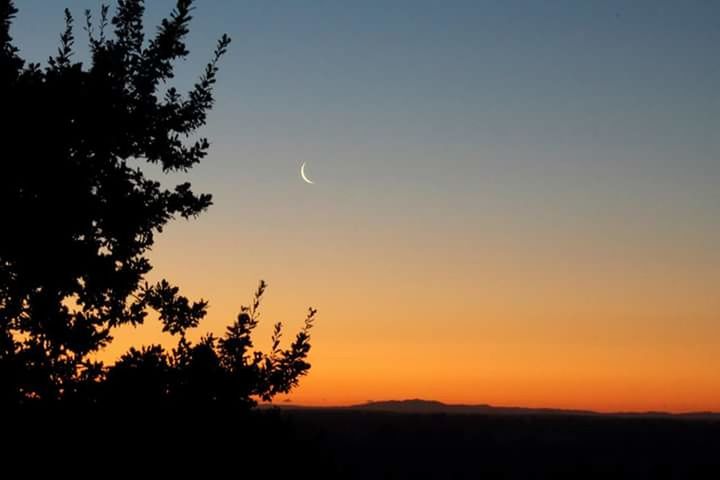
left=300, top=162, right=314, bottom=184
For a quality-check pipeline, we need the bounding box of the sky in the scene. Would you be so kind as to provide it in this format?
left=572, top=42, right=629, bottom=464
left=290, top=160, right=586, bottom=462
left=11, top=0, right=720, bottom=412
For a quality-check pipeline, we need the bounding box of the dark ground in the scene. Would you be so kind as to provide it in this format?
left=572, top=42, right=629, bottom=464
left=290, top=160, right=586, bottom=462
left=5, top=407, right=719, bottom=478
left=285, top=408, right=720, bottom=479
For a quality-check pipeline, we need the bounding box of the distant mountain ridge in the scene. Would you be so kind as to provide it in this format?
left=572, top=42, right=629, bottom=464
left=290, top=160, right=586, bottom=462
left=350, top=399, right=720, bottom=418
left=270, top=399, right=720, bottom=419
left=350, top=399, right=598, bottom=416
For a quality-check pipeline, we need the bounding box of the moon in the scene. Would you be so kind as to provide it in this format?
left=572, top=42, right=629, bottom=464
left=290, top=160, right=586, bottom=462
left=300, top=162, right=314, bottom=185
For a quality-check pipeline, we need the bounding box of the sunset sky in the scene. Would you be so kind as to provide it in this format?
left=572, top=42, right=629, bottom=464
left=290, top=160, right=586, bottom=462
left=14, top=0, right=720, bottom=412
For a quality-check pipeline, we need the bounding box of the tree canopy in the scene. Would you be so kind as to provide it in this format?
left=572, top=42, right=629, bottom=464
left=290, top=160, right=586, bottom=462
left=0, top=0, right=315, bottom=406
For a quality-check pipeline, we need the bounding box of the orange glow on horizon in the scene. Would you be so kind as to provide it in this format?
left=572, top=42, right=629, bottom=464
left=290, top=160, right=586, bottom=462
left=96, top=169, right=720, bottom=415
left=97, top=215, right=720, bottom=414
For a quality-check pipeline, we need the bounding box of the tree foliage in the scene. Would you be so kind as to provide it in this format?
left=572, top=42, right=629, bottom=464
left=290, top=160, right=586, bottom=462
left=0, top=0, right=315, bottom=406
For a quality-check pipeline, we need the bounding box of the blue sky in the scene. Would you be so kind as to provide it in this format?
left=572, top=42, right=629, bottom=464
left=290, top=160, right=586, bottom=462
left=11, top=0, right=720, bottom=303
left=8, top=0, right=720, bottom=409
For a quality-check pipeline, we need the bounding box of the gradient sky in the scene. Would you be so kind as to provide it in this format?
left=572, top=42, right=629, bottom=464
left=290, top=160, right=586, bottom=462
left=12, top=0, right=720, bottom=412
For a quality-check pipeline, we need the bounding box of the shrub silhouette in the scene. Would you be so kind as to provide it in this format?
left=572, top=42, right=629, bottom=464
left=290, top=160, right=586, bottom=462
left=0, top=0, right=315, bottom=406
left=103, top=281, right=316, bottom=407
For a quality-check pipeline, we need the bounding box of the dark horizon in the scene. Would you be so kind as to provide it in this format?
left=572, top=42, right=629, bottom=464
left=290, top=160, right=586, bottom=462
left=265, top=398, right=720, bottom=417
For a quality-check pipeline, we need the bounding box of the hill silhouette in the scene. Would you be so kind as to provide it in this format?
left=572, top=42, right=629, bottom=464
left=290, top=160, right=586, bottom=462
left=277, top=404, right=720, bottom=478
left=348, top=399, right=720, bottom=419
left=8, top=398, right=720, bottom=478
left=350, top=398, right=594, bottom=415
left=271, top=398, right=720, bottom=420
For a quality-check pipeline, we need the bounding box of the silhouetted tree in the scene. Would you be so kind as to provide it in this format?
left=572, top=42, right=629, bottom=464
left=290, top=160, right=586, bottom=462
left=0, top=1, right=315, bottom=406
left=103, top=281, right=316, bottom=407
